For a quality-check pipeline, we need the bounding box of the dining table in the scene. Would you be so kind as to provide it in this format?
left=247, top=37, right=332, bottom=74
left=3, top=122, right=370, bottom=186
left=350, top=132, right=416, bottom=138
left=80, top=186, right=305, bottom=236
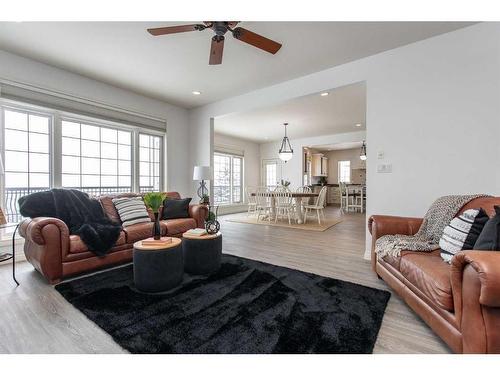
left=251, top=191, right=319, bottom=224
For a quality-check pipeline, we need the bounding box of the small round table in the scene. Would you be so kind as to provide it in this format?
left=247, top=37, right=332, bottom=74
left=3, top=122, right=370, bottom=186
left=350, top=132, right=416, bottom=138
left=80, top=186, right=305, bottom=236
left=133, top=237, right=183, bottom=293
left=182, top=232, right=222, bottom=275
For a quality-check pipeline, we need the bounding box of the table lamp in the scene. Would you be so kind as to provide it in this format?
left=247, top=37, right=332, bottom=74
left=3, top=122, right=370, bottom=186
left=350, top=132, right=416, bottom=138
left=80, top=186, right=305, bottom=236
left=193, top=166, right=212, bottom=202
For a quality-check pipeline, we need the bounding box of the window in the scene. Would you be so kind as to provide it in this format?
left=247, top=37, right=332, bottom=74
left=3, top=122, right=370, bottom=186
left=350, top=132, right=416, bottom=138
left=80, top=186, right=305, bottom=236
left=139, top=134, right=162, bottom=192
left=61, top=120, right=133, bottom=195
left=1, top=101, right=165, bottom=223
left=262, top=160, right=279, bottom=190
left=2, top=108, right=51, bottom=222
left=213, top=152, right=243, bottom=205
left=338, top=160, right=351, bottom=183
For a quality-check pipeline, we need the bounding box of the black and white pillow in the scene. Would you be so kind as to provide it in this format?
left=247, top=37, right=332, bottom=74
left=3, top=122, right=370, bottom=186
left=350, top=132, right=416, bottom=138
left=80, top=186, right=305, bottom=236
left=439, top=208, right=489, bottom=263
left=112, top=197, right=151, bottom=227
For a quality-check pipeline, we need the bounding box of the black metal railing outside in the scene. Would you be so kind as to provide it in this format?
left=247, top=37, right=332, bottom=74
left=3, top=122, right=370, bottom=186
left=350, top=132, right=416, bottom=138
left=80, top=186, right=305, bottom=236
left=4, top=186, right=154, bottom=223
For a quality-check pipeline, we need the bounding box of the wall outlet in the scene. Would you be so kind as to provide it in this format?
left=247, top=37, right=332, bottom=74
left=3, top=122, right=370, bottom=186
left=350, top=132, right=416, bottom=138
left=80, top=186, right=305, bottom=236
left=377, top=163, right=392, bottom=173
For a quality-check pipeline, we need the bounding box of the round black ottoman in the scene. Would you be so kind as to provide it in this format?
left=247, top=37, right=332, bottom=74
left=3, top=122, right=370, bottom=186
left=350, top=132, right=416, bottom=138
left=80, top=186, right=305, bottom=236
left=133, top=237, right=183, bottom=293
left=182, top=232, right=222, bottom=275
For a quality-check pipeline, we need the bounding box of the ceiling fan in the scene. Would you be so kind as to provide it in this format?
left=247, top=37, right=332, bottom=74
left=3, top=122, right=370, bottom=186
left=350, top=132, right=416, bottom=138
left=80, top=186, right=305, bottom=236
left=147, top=22, right=282, bottom=65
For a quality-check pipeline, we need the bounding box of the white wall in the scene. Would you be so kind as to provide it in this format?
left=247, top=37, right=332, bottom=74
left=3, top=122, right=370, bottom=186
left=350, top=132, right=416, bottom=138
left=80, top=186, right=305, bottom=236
left=260, top=131, right=366, bottom=190
left=189, top=23, right=500, bottom=257
left=0, top=49, right=192, bottom=197
left=214, top=132, right=261, bottom=214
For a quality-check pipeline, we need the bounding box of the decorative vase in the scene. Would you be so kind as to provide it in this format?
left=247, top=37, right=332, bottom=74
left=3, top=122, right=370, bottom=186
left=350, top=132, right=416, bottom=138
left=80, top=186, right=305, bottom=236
left=153, top=212, right=161, bottom=240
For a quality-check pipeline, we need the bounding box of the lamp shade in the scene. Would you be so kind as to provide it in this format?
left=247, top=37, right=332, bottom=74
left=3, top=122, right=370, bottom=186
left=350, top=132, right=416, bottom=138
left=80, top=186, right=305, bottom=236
left=193, top=166, right=212, bottom=181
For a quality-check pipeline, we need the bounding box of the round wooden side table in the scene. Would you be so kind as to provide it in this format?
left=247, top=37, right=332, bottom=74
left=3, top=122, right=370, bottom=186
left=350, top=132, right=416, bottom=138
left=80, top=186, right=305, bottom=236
left=182, top=232, right=222, bottom=275
left=133, top=237, right=183, bottom=293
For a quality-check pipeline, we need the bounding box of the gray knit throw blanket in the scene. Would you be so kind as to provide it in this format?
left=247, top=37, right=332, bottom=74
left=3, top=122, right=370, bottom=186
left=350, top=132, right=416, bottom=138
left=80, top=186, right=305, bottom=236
left=375, top=194, right=489, bottom=258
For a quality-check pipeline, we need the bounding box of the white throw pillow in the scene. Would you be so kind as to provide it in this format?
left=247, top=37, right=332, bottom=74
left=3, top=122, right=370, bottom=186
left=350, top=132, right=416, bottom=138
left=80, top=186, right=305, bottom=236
left=112, top=197, right=151, bottom=227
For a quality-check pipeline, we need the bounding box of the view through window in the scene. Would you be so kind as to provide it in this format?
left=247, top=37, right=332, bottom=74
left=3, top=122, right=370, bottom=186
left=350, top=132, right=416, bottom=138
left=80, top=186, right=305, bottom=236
left=338, top=160, right=351, bottom=183
left=213, top=152, right=243, bottom=205
left=1, top=103, right=164, bottom=223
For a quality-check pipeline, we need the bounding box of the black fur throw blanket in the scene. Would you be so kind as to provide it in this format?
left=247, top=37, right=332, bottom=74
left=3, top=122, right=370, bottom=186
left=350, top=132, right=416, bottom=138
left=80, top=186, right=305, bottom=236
left=19, top=189, right=122, bottom=256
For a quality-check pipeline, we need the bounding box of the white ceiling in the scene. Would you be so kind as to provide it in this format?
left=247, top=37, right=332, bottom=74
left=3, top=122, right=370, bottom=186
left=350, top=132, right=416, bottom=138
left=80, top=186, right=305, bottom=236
left=312, top=141, right=364, bottom=151
left=215, top=82, right=366, bottom=143
left=0, top=22, right=474, bottom=108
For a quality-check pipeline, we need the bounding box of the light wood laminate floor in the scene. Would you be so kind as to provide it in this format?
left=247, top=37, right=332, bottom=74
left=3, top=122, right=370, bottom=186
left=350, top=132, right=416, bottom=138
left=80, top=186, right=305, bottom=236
left=0, top=207, right=451, bottom=353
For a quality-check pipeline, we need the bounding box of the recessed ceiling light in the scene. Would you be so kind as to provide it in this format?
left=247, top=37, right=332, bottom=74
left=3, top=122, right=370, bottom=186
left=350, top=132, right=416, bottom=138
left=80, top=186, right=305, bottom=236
left=192, top=91, right=201, bottom=95
left=320, top=92, right=329, bottom=97
left=355, top=123, right=362, bottom=127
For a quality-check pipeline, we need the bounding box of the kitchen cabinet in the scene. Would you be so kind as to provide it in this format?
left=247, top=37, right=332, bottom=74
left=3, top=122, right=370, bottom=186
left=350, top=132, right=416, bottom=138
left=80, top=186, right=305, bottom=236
left=312, top=153, right=328, bottom=177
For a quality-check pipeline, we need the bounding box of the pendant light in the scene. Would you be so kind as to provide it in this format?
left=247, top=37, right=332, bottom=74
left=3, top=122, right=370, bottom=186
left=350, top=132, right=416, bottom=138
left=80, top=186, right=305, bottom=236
left=360, top=141, right=367, bottom=161
left=278, top=122, right=293, bottom=162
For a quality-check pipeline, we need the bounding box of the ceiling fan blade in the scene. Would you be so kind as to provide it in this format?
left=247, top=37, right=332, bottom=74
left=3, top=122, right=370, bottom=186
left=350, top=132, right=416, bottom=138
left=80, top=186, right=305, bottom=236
left=147, top=24, right=203, bottom=36
left=209, top=36, right=225, bottom=65
left=232, top=27, right=282, bottom=54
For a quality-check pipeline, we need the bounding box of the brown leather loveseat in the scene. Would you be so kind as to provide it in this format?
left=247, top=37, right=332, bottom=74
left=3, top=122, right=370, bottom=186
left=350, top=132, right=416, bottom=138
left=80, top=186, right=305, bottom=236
left=19, top=191, right=208, bottom=284
left=369, top=196, right=500, bottom=353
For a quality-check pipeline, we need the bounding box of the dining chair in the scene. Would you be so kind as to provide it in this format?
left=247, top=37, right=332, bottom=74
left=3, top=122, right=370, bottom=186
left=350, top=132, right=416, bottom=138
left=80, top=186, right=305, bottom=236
left=304, top=186, right=328, bottom=225
left=245, top=186, right=258, bottom=216
left=339, top=182, right=349, bottom=212
left=274, top=187, right=293, bottom=225
left=256, top=187, right=272, bottom=222
left=348, top=185, right=364, bottom=213
left=294, top=186, right=312, bottom=216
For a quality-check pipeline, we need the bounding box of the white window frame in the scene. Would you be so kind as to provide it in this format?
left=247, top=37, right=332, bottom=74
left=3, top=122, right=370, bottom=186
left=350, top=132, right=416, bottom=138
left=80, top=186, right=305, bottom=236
left=338, top=160, right=351, bottom=183
left=261, top=158, right=281, bottom=190
left=0, top=98, right=166, bottom=222
left=213, top=152, right=244, bottom=206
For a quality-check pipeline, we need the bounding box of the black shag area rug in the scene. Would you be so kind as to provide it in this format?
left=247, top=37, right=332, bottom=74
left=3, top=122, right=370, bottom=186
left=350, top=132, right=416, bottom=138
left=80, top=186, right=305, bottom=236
left=56, top=255, right=390, bottom=354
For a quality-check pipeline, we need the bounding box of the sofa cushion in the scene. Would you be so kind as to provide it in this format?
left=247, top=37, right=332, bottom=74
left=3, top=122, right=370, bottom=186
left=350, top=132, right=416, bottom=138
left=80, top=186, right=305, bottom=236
left=99, top=193, right=138, bottom=222
left=439, top=208, right=489, bottom=263
left=474, top=205, right=500, bottom=250
left=69, top=231, right=126, bottom=254
left=161, top=218, right=197, bottom=236
left=162, top=198, right=192, bottom=220
left=123, top=222, right=167, bottom=244
left=381, top=250, right=412, bottom=271
left=400, top=251, right=453, bottom=311
left=112, top=196, right=151, bottom=227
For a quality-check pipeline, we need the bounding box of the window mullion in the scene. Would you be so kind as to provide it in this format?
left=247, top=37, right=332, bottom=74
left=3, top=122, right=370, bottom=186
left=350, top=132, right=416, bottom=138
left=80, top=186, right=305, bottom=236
left=52, top=113, right=62, bottom=188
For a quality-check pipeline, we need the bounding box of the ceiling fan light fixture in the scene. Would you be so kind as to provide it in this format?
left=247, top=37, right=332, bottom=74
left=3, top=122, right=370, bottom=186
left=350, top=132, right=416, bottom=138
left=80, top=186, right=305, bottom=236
left=278, top=122, right=294, bottom=163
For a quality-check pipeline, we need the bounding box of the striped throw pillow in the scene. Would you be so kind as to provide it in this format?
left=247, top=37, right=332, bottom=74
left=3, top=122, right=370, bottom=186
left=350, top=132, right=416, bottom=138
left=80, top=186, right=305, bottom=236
left=112, top=197, right=151, bottom=227
left=439, top=208, right=489, bottom=263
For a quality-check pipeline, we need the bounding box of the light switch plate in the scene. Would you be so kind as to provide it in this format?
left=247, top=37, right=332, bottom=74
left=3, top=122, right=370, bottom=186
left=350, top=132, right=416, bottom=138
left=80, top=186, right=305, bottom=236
left=377, top=163, right=392, bottom=173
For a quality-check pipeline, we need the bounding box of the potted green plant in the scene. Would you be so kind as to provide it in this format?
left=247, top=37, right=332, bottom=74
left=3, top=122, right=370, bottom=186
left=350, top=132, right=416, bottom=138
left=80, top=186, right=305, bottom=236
left=143, top=192, right=167, bottom=240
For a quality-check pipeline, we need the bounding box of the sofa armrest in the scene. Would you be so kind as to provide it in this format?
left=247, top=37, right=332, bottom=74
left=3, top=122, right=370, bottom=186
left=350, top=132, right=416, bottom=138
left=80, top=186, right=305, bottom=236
left=450, top=250, right=500, bottom=353
left=368, top=215, right=423, bottom=270
left=19, top=217, right=70, bottom=245
left=19, top=217, right=70, bottom=284
left=368, top=215, right=423, bottom=238
left=451, top=251, right=500, bottom=308
left=189, top=204, right=209, bottom=228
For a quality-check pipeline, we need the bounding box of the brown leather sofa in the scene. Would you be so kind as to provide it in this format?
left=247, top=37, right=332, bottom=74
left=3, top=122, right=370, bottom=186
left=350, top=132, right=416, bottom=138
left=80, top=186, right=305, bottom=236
left=19, top=191, right=208, bottom=285
left=369, top=196, right=500, bottom=353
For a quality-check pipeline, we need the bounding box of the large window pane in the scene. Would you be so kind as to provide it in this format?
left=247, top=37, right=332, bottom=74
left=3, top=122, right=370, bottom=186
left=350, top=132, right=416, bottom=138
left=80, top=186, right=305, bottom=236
left=2, top=109, right=51, bottom=222
left=61, top=119, right=133, bottom=194
left=139, top=134, right=162, bottom=192
left=213, top=153, right=243, bottom=205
